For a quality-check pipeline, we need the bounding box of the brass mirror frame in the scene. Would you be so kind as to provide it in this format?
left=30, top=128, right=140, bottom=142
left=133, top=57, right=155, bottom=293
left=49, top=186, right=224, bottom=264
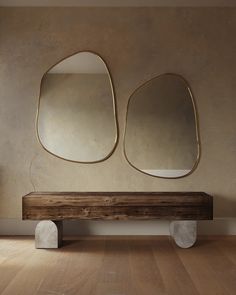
left=36, top=50, right=119, bottom=164
left=123, top=73, right=201, bottom=179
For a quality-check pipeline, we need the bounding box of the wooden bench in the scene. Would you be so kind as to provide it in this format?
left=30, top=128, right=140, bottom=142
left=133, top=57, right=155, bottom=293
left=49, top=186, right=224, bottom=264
left=22, top=192, right=213, bottom=249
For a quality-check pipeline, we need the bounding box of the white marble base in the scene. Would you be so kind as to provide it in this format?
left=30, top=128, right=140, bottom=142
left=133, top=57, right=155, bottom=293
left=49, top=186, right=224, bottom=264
left=170, top=220, right=197, bottom=248
left=35, top=220, right=63, bottom=249
left=34, top=220, right=197, bottom=249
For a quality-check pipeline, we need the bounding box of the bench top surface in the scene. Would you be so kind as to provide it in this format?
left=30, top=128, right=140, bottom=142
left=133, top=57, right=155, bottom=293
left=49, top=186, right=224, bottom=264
left=24, top=191, right=212, bottom=197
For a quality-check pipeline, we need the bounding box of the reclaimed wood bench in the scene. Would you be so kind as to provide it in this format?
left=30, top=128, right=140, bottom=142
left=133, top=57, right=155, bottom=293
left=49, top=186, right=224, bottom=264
left=22, top=192, right=213, bottom=249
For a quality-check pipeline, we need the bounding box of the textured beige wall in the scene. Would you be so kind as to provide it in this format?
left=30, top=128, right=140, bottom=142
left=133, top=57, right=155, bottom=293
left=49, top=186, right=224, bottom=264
left=0, top=7, right=236, bottom=218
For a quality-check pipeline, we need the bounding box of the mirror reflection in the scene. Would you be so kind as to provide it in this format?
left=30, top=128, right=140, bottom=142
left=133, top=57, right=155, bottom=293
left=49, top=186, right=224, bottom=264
left=37, top=51, right=118, bottom=163
left=124, top=74, right=200, bottom=178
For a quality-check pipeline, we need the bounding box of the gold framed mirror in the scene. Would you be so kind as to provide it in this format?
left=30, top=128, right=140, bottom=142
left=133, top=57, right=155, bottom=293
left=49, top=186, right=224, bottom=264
left=124, top=73, right=200, bottom=179
left=36, top=51, right=118, bottom=163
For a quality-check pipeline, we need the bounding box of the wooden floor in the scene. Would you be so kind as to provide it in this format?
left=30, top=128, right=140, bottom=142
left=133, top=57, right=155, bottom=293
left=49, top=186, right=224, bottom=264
left=0, top=236, right=236, bottom=295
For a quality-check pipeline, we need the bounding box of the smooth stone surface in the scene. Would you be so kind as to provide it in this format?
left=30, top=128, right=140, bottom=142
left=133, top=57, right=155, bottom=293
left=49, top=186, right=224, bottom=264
left=35, top=220, right=63, bottom=249
left=170, top=220, right=197, bottom=248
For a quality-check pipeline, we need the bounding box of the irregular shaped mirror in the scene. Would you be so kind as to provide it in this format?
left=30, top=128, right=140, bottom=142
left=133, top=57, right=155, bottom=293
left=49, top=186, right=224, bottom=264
left=37, top=51, right=118, bottom=163
left=124, top=74, right=200, bottom=178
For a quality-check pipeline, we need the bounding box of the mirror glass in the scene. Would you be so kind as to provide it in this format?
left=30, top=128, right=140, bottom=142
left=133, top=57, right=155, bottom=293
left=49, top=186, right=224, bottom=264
left=124, top=74, right=200, bottom=178
left=37, top=51, right=118, bottom=163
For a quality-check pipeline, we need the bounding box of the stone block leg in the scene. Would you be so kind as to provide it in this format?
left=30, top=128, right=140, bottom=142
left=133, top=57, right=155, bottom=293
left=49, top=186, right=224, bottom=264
left=170, top=220, right=197, bottom=248
left=35, top=220, right=63, bottom=249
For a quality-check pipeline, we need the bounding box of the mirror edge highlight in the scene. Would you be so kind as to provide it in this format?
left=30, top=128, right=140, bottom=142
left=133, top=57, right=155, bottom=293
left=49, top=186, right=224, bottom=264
left=35, top=50, right=119, bottom=164
left=123, top=73, right=201, bottom=179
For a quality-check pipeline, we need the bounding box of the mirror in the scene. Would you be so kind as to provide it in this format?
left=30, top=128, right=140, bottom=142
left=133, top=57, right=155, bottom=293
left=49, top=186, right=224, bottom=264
left=37, top=51, right=118, bottom=163
left=124, top=73, right=200, bottom=178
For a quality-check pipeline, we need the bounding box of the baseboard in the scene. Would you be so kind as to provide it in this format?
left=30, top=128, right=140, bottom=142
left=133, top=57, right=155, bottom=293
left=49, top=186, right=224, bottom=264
left=0, top=218, right=236, bottom=235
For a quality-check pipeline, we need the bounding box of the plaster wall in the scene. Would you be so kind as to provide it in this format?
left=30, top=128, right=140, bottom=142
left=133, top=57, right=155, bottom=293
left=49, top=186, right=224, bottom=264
left=0, top=7, right=236, bottom=221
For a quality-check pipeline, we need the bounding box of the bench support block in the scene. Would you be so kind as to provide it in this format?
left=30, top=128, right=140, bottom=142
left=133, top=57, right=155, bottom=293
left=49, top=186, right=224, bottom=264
left=34, top=220, right=197, bottom=249
left=35, top=220, right=63, bottom=249
left=170, top=220, right=197, bottom=248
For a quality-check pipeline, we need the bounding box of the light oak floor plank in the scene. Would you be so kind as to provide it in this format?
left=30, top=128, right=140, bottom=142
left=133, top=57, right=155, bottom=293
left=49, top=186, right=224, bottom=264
left=175, top=238, right=231, bottom=295
left=0, top=236, right=235, bottom=295
left=94, top=239, right=136, bottom=295
left=175, top=237, right=236, bottom=295
left=151, top=237, right=199, bottom=295
left=128, top=238, right=167, bottom=295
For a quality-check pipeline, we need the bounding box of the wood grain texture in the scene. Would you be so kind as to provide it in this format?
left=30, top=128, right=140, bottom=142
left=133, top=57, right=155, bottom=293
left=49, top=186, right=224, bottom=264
left=22, top=192, right=213, bottom=221
left=0, top=236, right=235, bottom=295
